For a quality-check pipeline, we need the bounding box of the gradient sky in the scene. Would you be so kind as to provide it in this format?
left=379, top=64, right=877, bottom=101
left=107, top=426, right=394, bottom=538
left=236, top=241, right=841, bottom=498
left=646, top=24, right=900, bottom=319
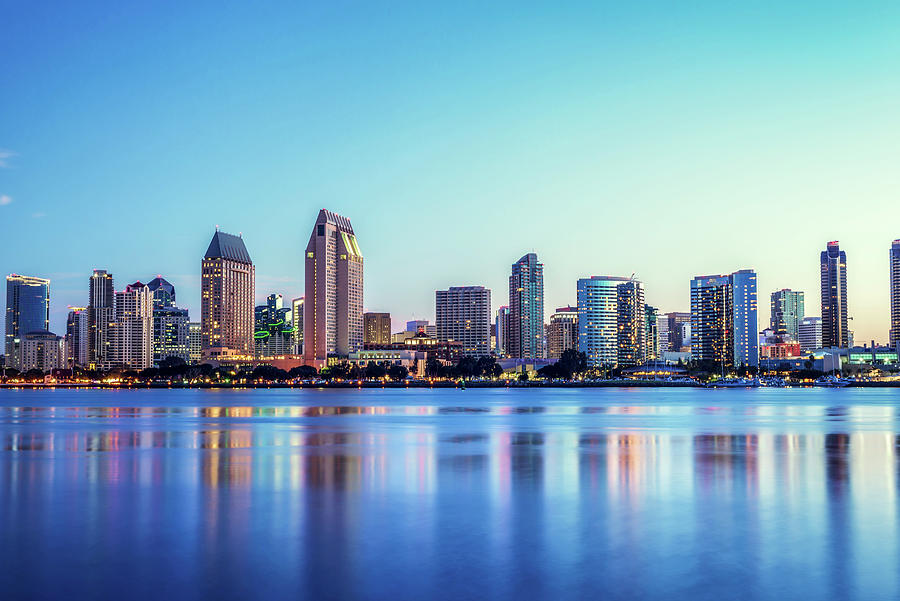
left=2, top=2, right=900, bottom=344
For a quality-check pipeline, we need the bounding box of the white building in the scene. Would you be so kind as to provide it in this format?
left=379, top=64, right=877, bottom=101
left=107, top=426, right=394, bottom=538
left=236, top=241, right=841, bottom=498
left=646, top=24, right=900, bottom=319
left=114, top=281, right=153, bottom=370
left=798, top=316, right=823, bottom=353
left=17, top=330, right=65, bottom=372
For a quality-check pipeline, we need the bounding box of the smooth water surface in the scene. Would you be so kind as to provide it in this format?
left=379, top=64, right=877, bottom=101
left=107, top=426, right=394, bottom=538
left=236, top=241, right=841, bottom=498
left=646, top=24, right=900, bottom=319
left=2, top=387, right=900, bottom=600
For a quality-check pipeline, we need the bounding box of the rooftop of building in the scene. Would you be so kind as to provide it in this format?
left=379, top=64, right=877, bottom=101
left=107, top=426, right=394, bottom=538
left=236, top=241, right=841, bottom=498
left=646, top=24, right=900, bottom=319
left=315, top=208, right=354, bottom=233
left=205, top=230, right=252, bottom=263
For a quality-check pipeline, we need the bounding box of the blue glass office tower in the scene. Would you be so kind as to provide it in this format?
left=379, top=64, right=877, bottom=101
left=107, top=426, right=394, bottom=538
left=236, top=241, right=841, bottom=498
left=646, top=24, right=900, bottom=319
left=690, top=269, right=758, bottom=369
left=577, top=276, right=645, bottom=368
left=508, top=253, right=544, bottom=359
left=5, top=274, right=50, bottom=362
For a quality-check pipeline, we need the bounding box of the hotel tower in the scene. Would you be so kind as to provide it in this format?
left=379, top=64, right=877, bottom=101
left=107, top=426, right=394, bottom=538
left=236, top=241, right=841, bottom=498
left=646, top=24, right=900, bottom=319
left=201, top=230, right=255, bottom=360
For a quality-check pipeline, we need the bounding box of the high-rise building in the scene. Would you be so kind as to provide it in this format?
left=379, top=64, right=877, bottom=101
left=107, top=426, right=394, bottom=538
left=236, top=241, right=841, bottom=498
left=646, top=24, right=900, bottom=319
left=153, top=307, right=190, bottom=365
left=890, top=240, right=900, bottom=347
left=577, top=276, right=646, bottom=368
left=147, top=276, right=176, bottom=309
left=547, top=306, right=578, bottom=359
left=406, top=320, right=429, bottom=334
left=65, top=306, right=88, bottom=368
left=188, top=322, right=202, bottom=364
left=435, top=286, right=491, bottom=357
left=364, top=312, right=392, bottom=345
left=770, top=289, right=805, bottom=342
left=201, top=230, right=255, bottom=360
left=798, top=316, right=823, bottom=353
left=88, top=269, right=115, bottom=369
left=291, top=297, right=304, bottom=355
left=657, top=315, right=670, bottom=354
left=495, top=306, right=510, bottom=357
left=5, top=274, right=50, bottom=369
left=304, top=209, right=364, bottom=367
left=645, top=304, right=659, bottom=360
left=16, top=330, right=65, bottom=372
left=114, top=281, right=153, bottom=370
left=690, top=270, right=758, bottom=369
left=663, top=312, right=691, bottom=351
left=254, top=294, right=293, bottom=357
left=508, top=253, right=544, bottom=359
left=820, top=241, right=848, bottom=348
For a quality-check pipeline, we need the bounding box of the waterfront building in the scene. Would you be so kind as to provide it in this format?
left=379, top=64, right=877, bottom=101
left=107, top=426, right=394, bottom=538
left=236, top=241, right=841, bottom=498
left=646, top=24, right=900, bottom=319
left=617, top=280, right=646, bottom=366
left=65, top=306, right=88, bottom=367
left=435, top=286, right=491, bottom=357
left=291, top=297, right=304, bottom=355
left=508, top=253, right=544, bottom=359
left=113, top=281, right=153, bottom=370
left=188, top=322, right=202, bottom=364
left=304, top=209, right=364, bottom=367
left=657, top=315, right=670, bottom=353
left=798, top=316, right=823, bottom=353
left=547, top=306, right=578, bottom=359
left=820, top=241, right=849, bottom=348
left=254, top=294, right=294, bottom=358
left=770, top=289, right=805, bottom=341
left=153, top=307, right=190, bottom=365
left=147, top=276, right=176, bottom=308
left=364, top=312, right=392, bottom=346
left=16, top=330, right=65, bottom=372
left=664, top=312, right=691, bottom=351
left=891, top=240, right=900, bottom=347
left=690, top=270, right=759, bottom=369
left=577, top=276, right=646, bottom=368
left=201, top=230, right=255, bottom=360
left=88, top=269, right=115, bottom=369
left=5, top=274, right=50, bottom=369
left=645, top=304, right=659, bottom=360
left=495, top=306, right=510, bottom=357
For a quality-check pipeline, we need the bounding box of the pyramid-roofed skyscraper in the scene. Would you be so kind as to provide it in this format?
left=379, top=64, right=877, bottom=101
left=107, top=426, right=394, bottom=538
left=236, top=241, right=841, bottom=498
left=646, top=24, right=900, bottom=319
left=201, top=230, right=255, bottom=360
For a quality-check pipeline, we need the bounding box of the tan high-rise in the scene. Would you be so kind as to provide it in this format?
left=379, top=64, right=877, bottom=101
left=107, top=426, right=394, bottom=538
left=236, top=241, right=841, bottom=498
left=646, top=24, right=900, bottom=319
left=201, top=230, right=255, bottom=360
left=304, top=209, right=364, bottom=367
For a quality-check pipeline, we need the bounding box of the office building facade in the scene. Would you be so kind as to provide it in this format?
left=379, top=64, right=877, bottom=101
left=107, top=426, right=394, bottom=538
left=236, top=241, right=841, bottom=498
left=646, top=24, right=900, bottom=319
left=201, top=231, right=255, bottom=360
left=114, top=281, right=153, bottom=370
left=548, top=306, right=578, bottom=360
left=820, top=241, right=849, bottom=348
left=364, top=312, right=392, bottom=346
left=798, top=316, right=823, bottom=353
left=5, top=274, right=50, bottom=368
left=770, top=289, right=805, bottom=342
left=254, top=294, right=293, bottom=358
left=435, top=286, right=491, bottom=357
left=88, top=269, right=115, bottom=369
left=291, top=297, right=304, bottom=355
left=66, top=306, right=88, bottom=368
left=577, top=276, right=646, bottom=368
left=188, top=322, right=202, bottom=364
left=690, top=270, right=759, bottom=369
left=645, top=304, right=659, bottom=360
left=508, top=253, right=544, bottom=359
left=495, top=306, right=510, bottom=357
left=304, top=209, right=364, bottom=367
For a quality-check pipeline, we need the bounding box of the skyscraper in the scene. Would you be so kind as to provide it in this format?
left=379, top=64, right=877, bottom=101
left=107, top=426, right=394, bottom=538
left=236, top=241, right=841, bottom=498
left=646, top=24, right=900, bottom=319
left=188, top=322, right=202, bottom=364
left=665, top=312, right=691, bottom=351
left=820, top=241, right=848, bottom=348
left=291, top=297, right=304, bottom=355
left=798, top=316, right=822, bottom=353
left=548, top=306, right=578, bottom=359
left=304, top=209, right=364, bottom=367
left=435, top=286, right=491, bottom=357
left=577, top=276, right=645, bottom=368
left=5, top=274, right=50, bottom=369
left=114, top=281, right=153, bottom=370
left=508, top=253, right=544, bottom=359
left=770, top=289, right=805, bottom=341
left=690, top=270, right=758, bottom=369
left=65, top=306, right=88, bottom=368
left=88, top=269, right=114, bottom=369
left=890, top=240, right=900, bottom=347
left=254, top=294, right=293, bottom=358
left=201, top=230, right=255, bottom=360
left=364, top=312, right=392, bottom=345
left=644, top=304, right=659, bottom=360
left=495, top=306, right=510, bottom=357
left=147, top=276, right=189, bottom=365
left=147, top=276, right=176, bottom=308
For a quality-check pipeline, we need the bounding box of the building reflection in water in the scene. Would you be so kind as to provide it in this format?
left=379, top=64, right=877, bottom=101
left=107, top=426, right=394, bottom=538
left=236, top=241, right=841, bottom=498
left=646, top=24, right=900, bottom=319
left=2, top=399, right=900, bottom=599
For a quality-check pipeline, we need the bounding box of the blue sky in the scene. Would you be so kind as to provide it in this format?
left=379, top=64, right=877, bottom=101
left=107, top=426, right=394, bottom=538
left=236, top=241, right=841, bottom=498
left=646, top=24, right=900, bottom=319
left=2, top=1, right=900, bottom=343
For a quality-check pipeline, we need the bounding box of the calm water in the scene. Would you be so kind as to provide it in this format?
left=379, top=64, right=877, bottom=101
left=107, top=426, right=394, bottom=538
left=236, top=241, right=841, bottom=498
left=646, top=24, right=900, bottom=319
left=2, top=387, right=900, bottom=600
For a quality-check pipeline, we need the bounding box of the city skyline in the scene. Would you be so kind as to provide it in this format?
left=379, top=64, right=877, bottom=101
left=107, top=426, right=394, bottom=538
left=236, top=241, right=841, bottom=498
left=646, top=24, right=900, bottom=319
left=3, top=4, right=900, bottom=343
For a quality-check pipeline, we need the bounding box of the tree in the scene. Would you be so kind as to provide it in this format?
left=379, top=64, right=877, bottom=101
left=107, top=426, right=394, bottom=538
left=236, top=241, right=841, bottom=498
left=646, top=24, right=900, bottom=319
left=557, top=349, right=588, bottom=379
left=387, top=364, right=409, bottom=381
left=251, top=365, right=289, bottom=382
left=518, top=371, right=529, bottom=382
left=321, top=362, right=350, bottom=380
left=365, top=361, right=386, bottom=379
left=288, top=365, right=318, bottom=379
left=425, top=357, right=444, bottom=378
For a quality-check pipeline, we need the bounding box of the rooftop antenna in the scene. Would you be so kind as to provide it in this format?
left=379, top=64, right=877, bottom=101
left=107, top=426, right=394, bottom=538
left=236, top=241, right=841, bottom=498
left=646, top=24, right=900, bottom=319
left=215, top=224, right=219, bottom=231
